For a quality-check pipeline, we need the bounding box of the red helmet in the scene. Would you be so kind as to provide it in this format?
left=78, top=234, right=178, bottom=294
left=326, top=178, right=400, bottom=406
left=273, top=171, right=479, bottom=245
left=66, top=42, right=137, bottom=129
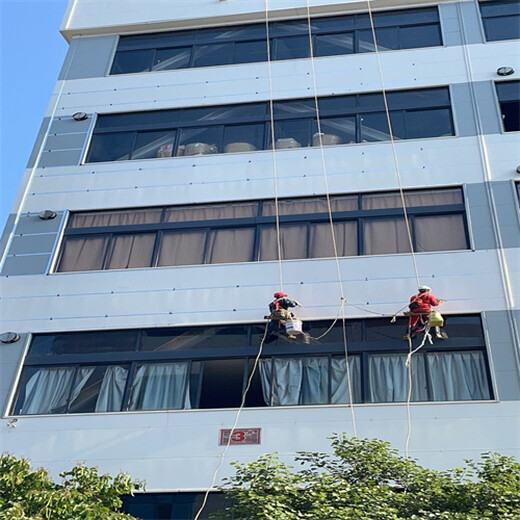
left=273, top=292, right=288, bottom=298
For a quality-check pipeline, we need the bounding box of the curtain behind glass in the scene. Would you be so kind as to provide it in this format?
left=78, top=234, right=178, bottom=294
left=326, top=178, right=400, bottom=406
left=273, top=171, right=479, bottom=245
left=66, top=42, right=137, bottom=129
left=309, top=221, right=358, bottom=258
left=363, top=218, right=410, bottom=255
left=368, top=354, right=428, bottom=402
left=331, top=357, right=361, bottom=404
left=205, top=228, right=255, bottom=263
left=362, top=189, right=461, bottom=210
left=57, top=237, right=109, bottom=272
left=129, top=363, right=189, bottom=411
left=258, top=224, right=307, bottom=260
left=104, top=234, right=156, bottom=269
left=96, top=366, right=129, bottom=412
left=157, top=231, right=206, bottom=266
left=164, top=202, right=258, bottom=223
left=414, top=215, right=467, bottom=252
left=70, top=209, right=162, bottom=228
left=428, top=351, right=491, bottom=401
left=20, top=367, right=75, bottom=414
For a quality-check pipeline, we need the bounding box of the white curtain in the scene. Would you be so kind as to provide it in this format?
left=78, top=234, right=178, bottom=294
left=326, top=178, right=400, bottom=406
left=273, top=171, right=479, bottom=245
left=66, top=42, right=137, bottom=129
left=21, top=367, right=76, bottom=414
left=428, top=352, right=490, bottom=401
left=259, top=356, right=360, bottom=406
left=129, top=363, right=190, bottom=411
left=96, top=366, right=128, bottom=412
left=368, top=354, right=428, bottom=402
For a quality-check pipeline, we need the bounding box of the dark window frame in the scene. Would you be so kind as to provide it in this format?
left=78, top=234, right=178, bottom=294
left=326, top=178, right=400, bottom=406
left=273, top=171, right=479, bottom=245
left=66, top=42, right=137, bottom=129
left=55, top=188, right=470, bottom=272
left=85, top=87, right=454, bottom=163
left=110, top=7, right=442, bottom=75
left=11, top=314, right=492, bottom=415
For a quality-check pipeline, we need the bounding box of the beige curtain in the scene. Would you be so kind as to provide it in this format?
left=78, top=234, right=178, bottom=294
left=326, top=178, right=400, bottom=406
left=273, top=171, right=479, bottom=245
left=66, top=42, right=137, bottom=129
left=363, top=218, right=410, bottom=255
left=57, top=237, right=109, bottom=272
left=362, top=188, right=461, bottom=210
left=309, top=221, right=358, bottom=258
left=205, top=228, right=255, bottom=264
left=258, top=224, right=307, bottom=261
left=262, top=196, right=357, bottom=216
left=164, top=202, right=258, bottom=223
left=157, top=231, right=206, bottom=266
left=70, top=209, right=162, bottom=228
left=415, top=215, right=467, bottom=252
left=105, top=234, right=156, bottom=269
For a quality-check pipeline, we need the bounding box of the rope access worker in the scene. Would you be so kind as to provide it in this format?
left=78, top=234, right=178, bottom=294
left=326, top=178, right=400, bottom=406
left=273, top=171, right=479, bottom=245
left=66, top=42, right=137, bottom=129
left=403, top=286, right=448, bottom=340
left=265, top=292, right=307, bottom=344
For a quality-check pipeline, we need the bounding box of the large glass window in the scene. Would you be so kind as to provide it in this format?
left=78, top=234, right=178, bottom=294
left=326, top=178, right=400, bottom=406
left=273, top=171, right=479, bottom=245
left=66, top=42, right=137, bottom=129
left=11, top=315, right=491, bottom=416
left=110, top=7, right=441, bottom=75
left=86, top=87, right=454, bottom=163
left=479, top=0, right=520, bottom=41
left=496, top=81, right=520, bottom=132
left=56, top=188, right=469, bottom=272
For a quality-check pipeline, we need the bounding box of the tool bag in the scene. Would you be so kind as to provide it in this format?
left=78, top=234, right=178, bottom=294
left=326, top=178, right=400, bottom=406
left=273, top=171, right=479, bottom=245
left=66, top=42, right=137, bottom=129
left=429, top=310, right=444, bottom=327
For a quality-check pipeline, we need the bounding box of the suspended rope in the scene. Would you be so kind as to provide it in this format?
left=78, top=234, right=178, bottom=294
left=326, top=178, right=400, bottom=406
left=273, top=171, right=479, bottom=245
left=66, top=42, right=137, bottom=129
left=193, top=321, right=270, bottom=520
left=305, top=0, right=358, bottom=436
left=364, top=0, right=425, bottom=459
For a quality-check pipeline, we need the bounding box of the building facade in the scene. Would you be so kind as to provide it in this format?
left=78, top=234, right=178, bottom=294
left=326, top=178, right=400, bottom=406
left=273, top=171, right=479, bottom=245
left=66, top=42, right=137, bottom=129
left=1, top=0, right=519, bottom=517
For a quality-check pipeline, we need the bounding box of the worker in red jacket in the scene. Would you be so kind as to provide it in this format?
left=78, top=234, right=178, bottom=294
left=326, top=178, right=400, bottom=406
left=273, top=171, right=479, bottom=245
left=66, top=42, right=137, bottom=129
left=404, top=286, right=446, bottom=340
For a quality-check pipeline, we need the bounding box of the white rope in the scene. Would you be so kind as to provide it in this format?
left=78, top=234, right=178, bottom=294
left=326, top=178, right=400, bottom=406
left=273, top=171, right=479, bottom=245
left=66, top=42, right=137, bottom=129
left=305, top=0, right=357, bottom=436
left=193, top=322, right=270, bottom=520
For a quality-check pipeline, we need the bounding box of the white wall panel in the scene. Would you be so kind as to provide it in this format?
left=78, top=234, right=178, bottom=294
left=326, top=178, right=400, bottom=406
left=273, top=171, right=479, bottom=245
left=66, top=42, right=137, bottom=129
left=22, top=136, right=492, bottom=214
left=46, top=42, right=519, bottom=118
left=2, top=401, right=518, bottom=487
left=0, top=249, right=511, bottom=333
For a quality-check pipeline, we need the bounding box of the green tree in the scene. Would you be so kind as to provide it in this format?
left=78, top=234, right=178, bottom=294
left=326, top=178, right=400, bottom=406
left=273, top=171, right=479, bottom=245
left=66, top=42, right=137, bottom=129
left=0, top=454, right=142, bottom=520
left=215, top=435, right=520, bottom=520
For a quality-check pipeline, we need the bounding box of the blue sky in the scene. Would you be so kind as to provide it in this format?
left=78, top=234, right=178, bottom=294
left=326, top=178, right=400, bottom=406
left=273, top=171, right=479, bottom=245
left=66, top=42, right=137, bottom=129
left=0, top=0, right=69, bottom=230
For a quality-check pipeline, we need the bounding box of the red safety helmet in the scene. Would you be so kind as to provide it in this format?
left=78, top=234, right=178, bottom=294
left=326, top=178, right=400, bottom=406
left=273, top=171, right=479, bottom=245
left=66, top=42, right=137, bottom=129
left=273, top=292, right=288, bottom=298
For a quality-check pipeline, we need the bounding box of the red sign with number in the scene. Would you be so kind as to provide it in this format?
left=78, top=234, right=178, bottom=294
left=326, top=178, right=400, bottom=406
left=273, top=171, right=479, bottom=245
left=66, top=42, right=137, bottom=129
left=219, top=428, right=261, bottom=445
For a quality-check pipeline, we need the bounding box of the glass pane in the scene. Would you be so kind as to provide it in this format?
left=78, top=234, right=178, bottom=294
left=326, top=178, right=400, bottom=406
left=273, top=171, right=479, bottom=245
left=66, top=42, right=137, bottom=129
left=274, top=35, right=310, bottom=60
left=244, top=358, right=267, bottom=407
left=304, top=320, right=363, bottom=343
left=427, top=351, right=491, bottom=401
left=129, top=363, right=189, bottom=411
left=111, top=49, right=153, bottom=74
left=104, top=233, right=156, bottom=269
left=274, top=99, right=316, bottom=117
left=414, top=214, right=467, bottom=252
left=483, top=15, right=520, bottom=40
left=318, top=95, right=357, bottom=115
left=357, top=29, right=376, bottom=53
left=15, top=367, right=75, bottom=415
left=388, top=87, right=451, bottom=110
left=373, top=7, right=439, bottom=26
left=87, top=133, right=134, bottom=162
left=360, top=112, right=391, bottom=142
left=480, top=0, right=520, bottom=17
left=193, top=43, right=234, bottom=67
left=500, top=101, right=520, bottom=132
left=70, top=208, right=163, bottom=228
left=152, top=47, right=191, bottom=71
left=157, top=231, right=207, bottom=266
left=223, top=123, right=265, bottom=152
left=309, top=221, right=358, bottom=257
left=368, top=353, right=428, bottom=402
left=131, top=131, right=176, bottom=160
left=362, top=188, right=462, bottom=209
left=374, top=27, right=399, bottom=51
left=331, top=356, right=362, bottom=404
left=28, top=330, right=138, bottom=356
left=404, top=108, right=454, bottom=138
left=178, top=127, right=221, bottom=155
left=442, top=315, right=483, bottom=338
left=234, top=40, right=268, bottom=64
left=263, top=197, right=346, bottom=215
left=313, top=15, right=356, bottom=32
left=205, top=228, right=255, bottom=263
left=363, top=218, right=411, bottom=255
left=57, top=237, right=110, bottom=272
left=315, top=33, right=354, bottom=56
left=314, top=117, right=356, bottom=145
left=140, top=325, right=249, bottom=351
left=400, top=24, right=442, bottom=49
left=164, top=202, right=258, bottom=222
left=365, top=318, right=408, bottom=341
left=181, top=103, right=266, bottom=123
left=68, top=366, right=128, bottom=413
left=272, top=20, right=310, bottom=36
left=258, top=224, right=308, bottom=260
left=496, top=80, right=520, bottom=102
left=198, top=359, right=245, bottom=408
left=274, top=120, right=311, bottom=148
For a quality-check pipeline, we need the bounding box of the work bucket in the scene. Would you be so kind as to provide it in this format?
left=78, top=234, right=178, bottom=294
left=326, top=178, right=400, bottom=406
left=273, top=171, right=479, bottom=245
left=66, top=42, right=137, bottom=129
left=285, top=319, right=303, bottom=336
left=429, top=310, right=444, bottom=327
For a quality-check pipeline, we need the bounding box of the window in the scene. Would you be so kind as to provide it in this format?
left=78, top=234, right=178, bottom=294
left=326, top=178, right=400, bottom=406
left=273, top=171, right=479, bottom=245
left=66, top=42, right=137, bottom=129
left=11, top=315, right=491, bottom=416
left=56, top=188, right=469, bottom=272
left=480, top=0, right=520, bottom=41
left=109, top=7, right=441, bottom=75
left=86, top=87, right=454, bottom=163
left=496, top=81, right=520, bottom=132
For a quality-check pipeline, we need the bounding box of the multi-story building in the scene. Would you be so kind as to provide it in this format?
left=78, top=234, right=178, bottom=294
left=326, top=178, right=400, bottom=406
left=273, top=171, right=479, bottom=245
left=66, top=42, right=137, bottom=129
left=1, top=0, right=519, bottom=517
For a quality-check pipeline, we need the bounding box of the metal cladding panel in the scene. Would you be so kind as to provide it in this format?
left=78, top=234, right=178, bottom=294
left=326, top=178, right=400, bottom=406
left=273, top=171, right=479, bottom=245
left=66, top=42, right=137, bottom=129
left=22, top=136, right=487, bottom=214
left=8, top=234, right=58, bottom=255
left=26, top=118, right=51, bottom=169
left=0, top=249, right=511, bottom=333
left=0, top=334, right=28, bottom=415
left=1, top=402, right=519, bottom=486
left=490, top=181, right=520, bottom=248
left=0, top=214, right=16, bottom=260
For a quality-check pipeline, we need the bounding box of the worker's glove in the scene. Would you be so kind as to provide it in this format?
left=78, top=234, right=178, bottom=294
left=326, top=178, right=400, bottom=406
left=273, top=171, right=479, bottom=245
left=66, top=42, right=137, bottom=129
left=294, top=300, right=302, bottom=307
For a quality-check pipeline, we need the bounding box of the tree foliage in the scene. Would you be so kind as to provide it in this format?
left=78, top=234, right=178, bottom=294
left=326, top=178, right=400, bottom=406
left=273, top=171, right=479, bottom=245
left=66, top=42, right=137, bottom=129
left=216, top=435, right=520, bottom=520
left=0, top=454, right=142, bottom=520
